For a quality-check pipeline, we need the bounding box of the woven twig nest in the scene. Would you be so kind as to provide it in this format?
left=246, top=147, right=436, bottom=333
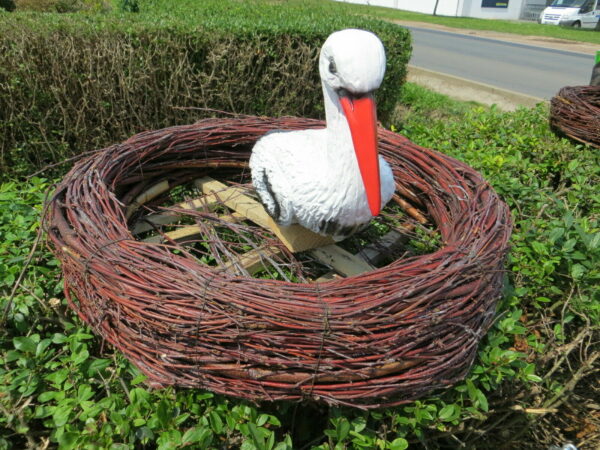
left=47, top=116, right=511, bottom=408
left=550, top=85, right=600, bottom=148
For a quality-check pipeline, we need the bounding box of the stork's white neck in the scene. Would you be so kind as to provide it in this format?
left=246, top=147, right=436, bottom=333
left=322, top=84, right=354, bottom=163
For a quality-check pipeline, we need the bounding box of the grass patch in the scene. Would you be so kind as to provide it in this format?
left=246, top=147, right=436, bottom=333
left=393, top=81, right=479, bottom=124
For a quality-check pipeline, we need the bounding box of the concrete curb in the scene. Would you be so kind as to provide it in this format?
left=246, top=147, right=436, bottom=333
left=407, top=65, right=547, bottom=111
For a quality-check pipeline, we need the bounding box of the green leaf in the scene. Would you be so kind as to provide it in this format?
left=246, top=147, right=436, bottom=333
left=87, top=358, right=110, bottom=376
left=52, top=403, right=73, bottom=427
left=195, top=392, right=214, bottom=401
left=38, top=391, right=58, bottom=403
left=526, top=373, right=543, bottom=383
left=4, top=350, right=21, bottom=363
left=267, top=431, right=275, bottom=450
left=182, top=426, right=211, bottom=445
left=554, top=324, right=565, bottom=341
left=157, top=429, right=182, bottom=450
left=571, top=264, right=586, bottom=279
left=133, top=418, right=146, bottom=427
left=586, top=232, right=600, bottom=250
left=256, top=413, right=269, bottom=427
left=476, top=390, right=489, bottom=412
left=131, top=374, right=147, bottom=385
left=274, top=442, right=292, bottom=450
left=175, top=413, right=191, bottom=426
left=209, top=410, right=223, bottom=434
left=45, top=368, right=68, bottom=386
left=567, top=160, right=579, bottom=171
left=389, top=438, right=409, bottom=450
left=248, top=423, right=267, bottom=450
left=13, top=336, right=36, bottom=353
left=71, top=346, right=89, bottom=365
left=548, top=227, right=564, bottom=243
left=157, top=399, right=170, bottom=428
left=531, top=241, right=547, bottom=255
left=352, top=416, right=367, bottom=433
left=562, top=238, right=577, bottom=252
left=135, top=426, right=155, bottom=443
left=438, top=404, right=458, bottom=422
left=35, top=338, right=52, bottom=357
left=466, top=379, right=477, bottom=401
left=51, top=332, right=67, bottom=344
left=337, top=418, right=350, bottom=441
left=57, top=432, right=80, bottom=450
left=267, top=414, right=281, bottom=427
left=129, top=387, right=150, bottom=408
left=77, top=384, right=94, bottom=402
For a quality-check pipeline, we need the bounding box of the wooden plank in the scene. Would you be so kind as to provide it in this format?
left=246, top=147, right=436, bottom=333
left=358, top=229, right=408, bottom=265
left=126, top=180, right=170, bottom=219
left=194, top=177, right=334, bottom=253
left=142, top=213, right=243, bottom=243
left=313, top=229, right=411, bottom=282
left=314, top=272, right=342, bottom=283
left=310, top=245, right=373, bottom=277
left=143, top=225, right=202, bottom=244
left=133, top=212, right=181, bottom=235
left=132, top=189, right=240, bottom=234
left=222, top=245, right=283, bottom=275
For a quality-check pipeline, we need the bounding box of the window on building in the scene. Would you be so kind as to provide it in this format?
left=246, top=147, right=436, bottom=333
left=482, top=0, right=510, bottom=7
left=550, top=0, right=587, bottom=7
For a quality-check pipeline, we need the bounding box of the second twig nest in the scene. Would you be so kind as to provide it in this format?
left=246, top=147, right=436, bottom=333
left=550, top=85, right=600, bottom=148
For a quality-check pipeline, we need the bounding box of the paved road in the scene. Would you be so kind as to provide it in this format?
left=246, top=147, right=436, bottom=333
left=407, top=26, right=595, bottom=99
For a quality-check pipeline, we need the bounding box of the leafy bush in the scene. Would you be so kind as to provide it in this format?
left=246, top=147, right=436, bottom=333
left=2, top=85, right=598, bottom=448
left=0, top=0, right=411, bottom=179
left=393, top=85, right=599, bottom=447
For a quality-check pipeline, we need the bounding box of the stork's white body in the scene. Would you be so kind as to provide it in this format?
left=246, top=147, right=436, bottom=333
left=250, top=29, right=395, bottom=241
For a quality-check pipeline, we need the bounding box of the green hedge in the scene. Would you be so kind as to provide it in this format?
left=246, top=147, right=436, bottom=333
left=0, top=1, right=411, bottom=179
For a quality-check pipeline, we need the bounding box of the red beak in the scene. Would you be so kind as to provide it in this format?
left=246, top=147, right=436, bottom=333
left=340, top=92, right=381, bottom=216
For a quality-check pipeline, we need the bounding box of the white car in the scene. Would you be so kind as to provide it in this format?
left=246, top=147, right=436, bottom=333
left=539, top=0, right=600, bottom=28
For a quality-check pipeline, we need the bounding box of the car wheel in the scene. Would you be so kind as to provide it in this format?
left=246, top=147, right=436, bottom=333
left=573, top=21, right=582, bottom=28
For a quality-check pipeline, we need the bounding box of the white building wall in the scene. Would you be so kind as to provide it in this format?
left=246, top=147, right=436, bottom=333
left=393, top=0, right=439, bottom=14
left=338, top=0, right=436, bottom=14
left=335, top=0, right=525, bottom=20
left=437, top=0, right=462, bottom=16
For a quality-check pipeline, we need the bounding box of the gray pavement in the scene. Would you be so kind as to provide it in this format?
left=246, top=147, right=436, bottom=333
left=407, top=25, right=595, bottom=100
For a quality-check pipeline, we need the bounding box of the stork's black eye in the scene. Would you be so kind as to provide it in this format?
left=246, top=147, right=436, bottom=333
left=329, top=59, right=337, bottom=74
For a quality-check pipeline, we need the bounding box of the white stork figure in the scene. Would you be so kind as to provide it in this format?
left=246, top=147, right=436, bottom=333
left=250, top=29, right=395, bottom=241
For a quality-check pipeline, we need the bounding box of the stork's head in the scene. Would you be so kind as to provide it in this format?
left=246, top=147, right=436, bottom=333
left=319, top=29, right=386, bottom=217
left=319, top=29, right=386, bottom=94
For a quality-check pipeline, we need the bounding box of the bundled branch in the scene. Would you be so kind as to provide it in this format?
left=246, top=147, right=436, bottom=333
left=46, top=116, right=511, bottom=408
left=550, top=85, right=600, bottom=148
